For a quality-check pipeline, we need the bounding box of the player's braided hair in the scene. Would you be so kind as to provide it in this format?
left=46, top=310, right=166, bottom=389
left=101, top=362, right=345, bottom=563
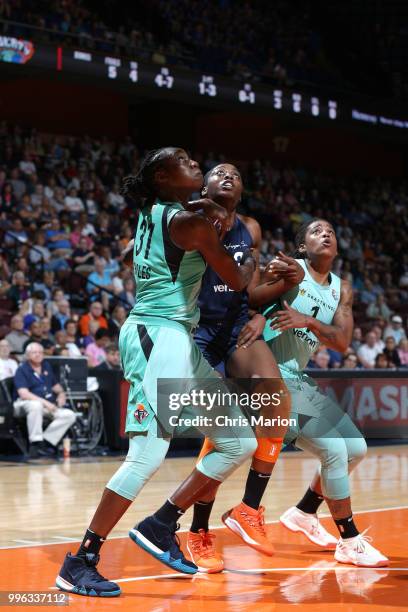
left=292, top=218, right=320, bottom=259
left=121, top=147, right=175, bottom=203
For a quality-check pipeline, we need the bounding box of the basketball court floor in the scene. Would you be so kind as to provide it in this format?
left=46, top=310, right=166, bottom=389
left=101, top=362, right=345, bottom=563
left=1, top=445, right=407, bottom=610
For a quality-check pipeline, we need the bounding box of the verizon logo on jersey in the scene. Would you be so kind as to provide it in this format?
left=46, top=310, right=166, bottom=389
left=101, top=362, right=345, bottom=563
left=214, top=284, right=234, bottom=293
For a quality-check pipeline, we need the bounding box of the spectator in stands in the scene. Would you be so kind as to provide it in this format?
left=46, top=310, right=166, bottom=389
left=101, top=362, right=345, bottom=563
left=383, top=336, right=401, bottom=367
left=54, top=330, right=81, bottom=358
left=51, top=299, right=71, bottom=333
left=327, top=348, right=343, bottom=369
left=85, top=328, right=111, bottom=367
left=70, top=212, right=96, bottom=247
left=23, top=320, right=53, bottom=355
left=398, top=339, right=408, bottom=367
left=383, top=315, right=407, bottom=344
left=0, top=339, right=18, bottom=380
left=13, top=342, right=76, bottom=458
left=107, top=184, right=125, bottom=211
left=45, top=217, right=72, bottom=257
left=23, top=299, right=45, bottom=331
left=118, top=277, right=135, bottom=309
left=5, top=314, right=29, bottom=360
left=9, top=168, right=26, bottom=201
left=366, top=293, right=392, bottom=322
left=86, top=258, right=114, bottom=310
left=72, top=236, right=95, bottom=274
left=78, top=301, right=108, bottom=336
left=94, top=343, right=121, bottom=370
left=100, top=246, right=120, bottom=278
left=341, top=352, right=359, bottom=369
left=308, top=349, right=330, bottom=369
left=375, top=353, right=393, bottom=369
left=108, top=304, right=127, bottom=337
left=351, top=326, right=363, bottom=353
left=47, top=288, right=66, bottom=317
left=64, top=319, right=80, bottom=347
left=357, top=331, right=382, bottom=369
left=33, top=270, right=56, bottom=303
left=64, top=188, right=84, bottom=214
left=29, top=231, right=70, bottom=272
left=18, top=152, right=36, bottom=177
left=359, top=279, right=377, bottom=305
left=78, top=319, right=100, bottom=351
left=41, top=317, right=54, bottom=344
left=7, top=271, right=30, bottom=309
left=371, top=324, right=385, bottom=352
left=5, top=218, right=28, bottom=248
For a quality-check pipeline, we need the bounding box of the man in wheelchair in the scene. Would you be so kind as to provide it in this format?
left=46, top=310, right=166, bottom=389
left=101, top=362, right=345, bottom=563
left=13, top=343, right=76, bottom=458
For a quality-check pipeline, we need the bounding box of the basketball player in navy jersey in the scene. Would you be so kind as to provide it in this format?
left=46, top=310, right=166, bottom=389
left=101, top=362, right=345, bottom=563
left=186, top=164, right=302, bottom=571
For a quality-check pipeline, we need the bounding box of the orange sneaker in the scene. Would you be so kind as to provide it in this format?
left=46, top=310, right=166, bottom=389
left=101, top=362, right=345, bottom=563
left=222, top=502, right=274, bottom=556
left=186, top=530, right=224, bottom=573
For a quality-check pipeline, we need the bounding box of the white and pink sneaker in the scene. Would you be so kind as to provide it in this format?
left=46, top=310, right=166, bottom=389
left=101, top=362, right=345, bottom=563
left=334, top=530, right=389, bottom=567
left=280, top=506, right=338, bottom=549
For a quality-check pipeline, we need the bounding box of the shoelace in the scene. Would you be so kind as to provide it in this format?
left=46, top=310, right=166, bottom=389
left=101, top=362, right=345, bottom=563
left=353, top=529, right=372, bottom=553
left=239, top=506, right=267, bottom=535
left=190, top=530, right=216, bottom=558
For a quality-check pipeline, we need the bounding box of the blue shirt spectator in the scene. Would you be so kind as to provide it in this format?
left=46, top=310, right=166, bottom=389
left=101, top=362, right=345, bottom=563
left=14, top=358, right=57, bottom=401
left=45, top=218, right=71, bottom=251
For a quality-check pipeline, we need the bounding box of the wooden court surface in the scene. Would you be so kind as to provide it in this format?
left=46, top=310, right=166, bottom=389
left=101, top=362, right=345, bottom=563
left=0, top=445, right=407, bottom=611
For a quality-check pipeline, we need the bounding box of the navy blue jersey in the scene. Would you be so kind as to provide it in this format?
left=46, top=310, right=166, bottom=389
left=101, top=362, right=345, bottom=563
left=198, top=216, right=253, bottom=325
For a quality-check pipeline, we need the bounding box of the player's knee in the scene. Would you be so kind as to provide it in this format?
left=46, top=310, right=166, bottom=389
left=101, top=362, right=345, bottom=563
left=320, top=438, right=348, bottom=470
left=347, top=436, right=367, bottom=464
left=217, top=435, right=257, bottom=463
left=234, top=436, right=258, bottom=462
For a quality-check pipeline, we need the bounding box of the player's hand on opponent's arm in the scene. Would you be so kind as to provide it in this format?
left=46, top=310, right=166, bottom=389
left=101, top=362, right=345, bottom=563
left=263, top=252, right=304, bottom=285
left=121, top=239, right=134, bottom=268
left=236, top=314, right=266, bottom=349
left=270, top=300, right=309, bottom=331
left=186, top=198, right=230, bottom=237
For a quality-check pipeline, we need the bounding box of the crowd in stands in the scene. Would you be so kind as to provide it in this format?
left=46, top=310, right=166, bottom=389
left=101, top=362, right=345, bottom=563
left=0, top=122, right=407, bottom=376
left=0, top=0, right=346, bottom=92
left=2, top=1, right=405, bottom=100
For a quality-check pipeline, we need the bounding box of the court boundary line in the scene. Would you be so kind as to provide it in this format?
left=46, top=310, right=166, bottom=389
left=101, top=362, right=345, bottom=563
left=46, top=565, right=408, bottom=589
left=1, top=504, right=407, bottom=550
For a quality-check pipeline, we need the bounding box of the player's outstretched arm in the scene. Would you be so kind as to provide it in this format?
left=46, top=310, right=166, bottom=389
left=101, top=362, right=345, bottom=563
left=271, top=280, right=353, bottom=353
left=170, top=211, right=255, bottom=291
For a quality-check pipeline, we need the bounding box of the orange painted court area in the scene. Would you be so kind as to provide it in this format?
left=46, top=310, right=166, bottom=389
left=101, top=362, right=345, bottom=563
left=1, top=507, right=407, bottom=611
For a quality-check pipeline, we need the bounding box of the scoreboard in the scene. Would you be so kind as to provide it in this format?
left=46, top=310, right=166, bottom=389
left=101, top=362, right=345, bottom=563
left=1, top=36, right=408, bottom=129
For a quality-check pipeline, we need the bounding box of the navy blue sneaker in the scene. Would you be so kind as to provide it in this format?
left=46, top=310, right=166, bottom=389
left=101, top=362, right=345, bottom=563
left=56, top=553, right=121, bottom=597
left=129, top=516, right=197, bottom=574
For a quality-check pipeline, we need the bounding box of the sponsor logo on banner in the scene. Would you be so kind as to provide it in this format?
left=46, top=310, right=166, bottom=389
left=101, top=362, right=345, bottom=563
left=0, top=37, right=35, bottom=64
left=317, top=377, right=408, bottom=430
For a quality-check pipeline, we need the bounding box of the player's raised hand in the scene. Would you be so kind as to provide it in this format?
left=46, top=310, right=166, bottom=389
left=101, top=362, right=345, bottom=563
left=270, top=300, right=309, bottom=331
left=236, top=314, right=266, bottom=348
